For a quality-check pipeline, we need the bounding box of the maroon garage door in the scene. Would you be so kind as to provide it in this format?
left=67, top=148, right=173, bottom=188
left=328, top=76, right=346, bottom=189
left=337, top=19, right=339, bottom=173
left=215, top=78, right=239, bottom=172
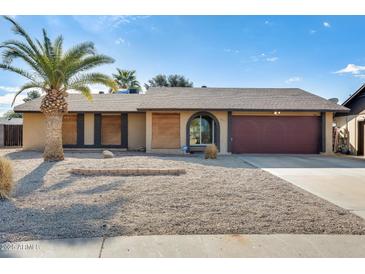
left=231, top=116, right=321, bottom=154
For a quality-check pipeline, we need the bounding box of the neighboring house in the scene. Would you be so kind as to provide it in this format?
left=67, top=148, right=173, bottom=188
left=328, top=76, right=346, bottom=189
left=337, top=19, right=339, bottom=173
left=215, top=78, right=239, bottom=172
left=334, top=84, right=365, bottom=155
left=14, top=87, right=347, bottom=154
left=0, top=118, right=23, bottom=147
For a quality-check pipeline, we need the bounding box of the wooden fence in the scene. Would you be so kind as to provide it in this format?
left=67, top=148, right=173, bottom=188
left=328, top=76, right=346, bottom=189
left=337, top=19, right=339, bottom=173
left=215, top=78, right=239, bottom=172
left=4, top=125, right=23, bottom=147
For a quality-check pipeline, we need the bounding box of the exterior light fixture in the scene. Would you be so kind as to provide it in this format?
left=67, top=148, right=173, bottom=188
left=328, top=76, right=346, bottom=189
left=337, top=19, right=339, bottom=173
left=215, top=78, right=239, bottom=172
left=274, top=111, right=281, bottom=115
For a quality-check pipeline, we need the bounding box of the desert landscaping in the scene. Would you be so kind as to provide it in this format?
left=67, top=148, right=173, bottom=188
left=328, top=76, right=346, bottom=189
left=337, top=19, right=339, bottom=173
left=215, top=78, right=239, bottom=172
left=0, top=149, right=365, bottom=244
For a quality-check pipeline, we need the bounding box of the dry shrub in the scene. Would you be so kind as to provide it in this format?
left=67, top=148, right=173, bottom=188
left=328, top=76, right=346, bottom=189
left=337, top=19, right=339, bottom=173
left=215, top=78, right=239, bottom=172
left=0, top=157, right=13, bottom=199
left=204, top=144, right=218, bottom=159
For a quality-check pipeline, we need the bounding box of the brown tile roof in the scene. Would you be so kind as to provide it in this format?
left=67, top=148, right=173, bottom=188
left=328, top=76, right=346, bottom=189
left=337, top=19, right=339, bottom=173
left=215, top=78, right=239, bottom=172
left=139, top=87, right=349, bottom=112
left=14, top=94, right=145, bottom=113
left=14, top=87, right=349, bottom=113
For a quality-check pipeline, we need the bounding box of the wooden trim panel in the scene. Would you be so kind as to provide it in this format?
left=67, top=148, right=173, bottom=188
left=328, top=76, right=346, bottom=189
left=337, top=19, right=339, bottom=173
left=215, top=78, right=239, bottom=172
left=152, top=113, right=180, bottom=149
left=62, top=114, right=77, bottom=145
left=101, top=114, right=122, bottom=146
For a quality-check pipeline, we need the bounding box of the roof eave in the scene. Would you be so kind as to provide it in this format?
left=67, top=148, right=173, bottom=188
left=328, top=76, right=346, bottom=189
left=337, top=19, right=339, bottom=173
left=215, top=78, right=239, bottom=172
left=136, top=107, right=350, bottom=112
left=342, top=84, right=365, bottom=106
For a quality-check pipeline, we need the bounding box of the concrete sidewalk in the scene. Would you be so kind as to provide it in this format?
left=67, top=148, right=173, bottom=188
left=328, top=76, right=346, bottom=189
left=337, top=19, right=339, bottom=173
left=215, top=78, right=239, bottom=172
left=1, top=234, right=365, bottom=258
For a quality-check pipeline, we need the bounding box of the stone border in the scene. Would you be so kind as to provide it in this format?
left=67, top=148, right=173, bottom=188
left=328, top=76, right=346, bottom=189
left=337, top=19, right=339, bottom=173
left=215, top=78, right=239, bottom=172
left=70, top=168, right=186, bottom=176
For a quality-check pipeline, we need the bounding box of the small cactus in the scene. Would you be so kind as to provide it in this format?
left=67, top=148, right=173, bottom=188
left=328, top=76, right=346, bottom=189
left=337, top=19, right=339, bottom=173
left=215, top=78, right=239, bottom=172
left=204, top=144, right=218, bottom=159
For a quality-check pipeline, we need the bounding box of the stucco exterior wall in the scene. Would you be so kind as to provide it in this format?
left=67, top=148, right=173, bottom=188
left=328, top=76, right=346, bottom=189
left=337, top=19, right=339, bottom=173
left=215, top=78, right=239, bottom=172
left=84, top=113, right=94, bottom=145
left=324, top=112, right=334, bottom=154
left=128, top=113, right=146, bottom=149
left=22, top=110, right=333, bottom=154
left=334, top=114, right=359, bottom=154
left=146, top=111, right=229, bottom=154
left=23, top=113, right=46, bottom=150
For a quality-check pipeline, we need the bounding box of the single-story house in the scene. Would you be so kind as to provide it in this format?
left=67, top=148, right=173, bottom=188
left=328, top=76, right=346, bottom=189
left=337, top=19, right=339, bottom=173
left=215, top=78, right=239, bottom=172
left=0, top=117, right=23, bottom=147
left=14, top=87, right=348, bottom=154
left=334, top=84, right=365, bottom=155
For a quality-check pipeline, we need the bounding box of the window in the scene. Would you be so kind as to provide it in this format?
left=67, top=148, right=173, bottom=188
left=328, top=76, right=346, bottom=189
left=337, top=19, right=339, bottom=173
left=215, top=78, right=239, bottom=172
left=189, top=115, right=214, bottom=145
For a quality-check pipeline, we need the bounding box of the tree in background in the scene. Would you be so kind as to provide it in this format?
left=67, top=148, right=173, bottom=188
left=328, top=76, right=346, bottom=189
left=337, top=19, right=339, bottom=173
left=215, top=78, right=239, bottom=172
left=144, top=74, right=193, bottom=90
left=23, top=90, right=41, bottom=102
left=167, top=74, right=193, bottom=87
left=2, top=110, right=22, bottom=119
left=112, top=69, right=140, bottom=91
left=0, top=16, right=116, bottom=161
left=2, top=90, right=42, bottom=119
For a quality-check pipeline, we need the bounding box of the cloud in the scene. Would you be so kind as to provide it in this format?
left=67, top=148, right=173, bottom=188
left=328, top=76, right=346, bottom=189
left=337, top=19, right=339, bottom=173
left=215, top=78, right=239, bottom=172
left=115, top=38, right=126, bottom=45
left=0, top=85, right=19, bottom=93
left=0, top=93, right=27, bottom=106
left=323, top=22, right=331, bottom=28
left=353, top=74, right=365, bottom=79
left=335, top=64, right=365, bottom=75
left=309, top=29, right=317, bottom=35
left=248, top=51, right=278, bottom=63
left=266, top=57, right=278, bottom=62
left=224, top=48, right=240, bottom=54
left=285, top=76, right=303, bottom=84
left=73, top=16, right=150, bottom=32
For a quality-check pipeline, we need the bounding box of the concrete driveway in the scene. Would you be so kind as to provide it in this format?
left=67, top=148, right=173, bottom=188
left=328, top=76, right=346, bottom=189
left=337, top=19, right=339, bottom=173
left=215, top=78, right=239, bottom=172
left=240, top=155, right=365, bottom=219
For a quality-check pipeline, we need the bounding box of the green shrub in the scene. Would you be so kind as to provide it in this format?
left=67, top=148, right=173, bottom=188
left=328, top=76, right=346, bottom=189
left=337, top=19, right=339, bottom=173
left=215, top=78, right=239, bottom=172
left=204, top=144, right=218, bottom=159
left=0, top=157, right=13, bottom=199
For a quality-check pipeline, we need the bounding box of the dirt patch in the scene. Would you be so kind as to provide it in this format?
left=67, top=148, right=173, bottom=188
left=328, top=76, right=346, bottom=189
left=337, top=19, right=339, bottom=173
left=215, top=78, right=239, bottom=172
left=0, top=149, right=364, bottom=243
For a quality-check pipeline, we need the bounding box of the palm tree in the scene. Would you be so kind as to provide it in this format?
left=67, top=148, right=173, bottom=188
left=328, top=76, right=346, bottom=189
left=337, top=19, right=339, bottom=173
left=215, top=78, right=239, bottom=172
left=0, top=16, right=117, bottom=161
left=145, top=74, right=193, bottom=89
left=112, top=69, right=140, bottom=90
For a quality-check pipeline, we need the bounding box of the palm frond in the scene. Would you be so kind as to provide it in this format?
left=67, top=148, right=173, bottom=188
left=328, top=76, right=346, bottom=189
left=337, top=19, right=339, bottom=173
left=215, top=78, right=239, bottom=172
left=1, top=16, right=115, bottom=102
left=53, top=35, right=63, bottom=63
left=12, top=81, right=44, bottom=106
left=62, top=42, right=95, bottom=64
left=68, top=73, right=117, bottom=91
left=63, top=55, right=114, bottom=80
left=112, top=68, right=140, bottom=89
left=69, top=85, right=92, bottom=101
left=1, top=39, right=37, bottom=62
left=0, top=63, right=37, bottom=81
left=3, top=16, right=42, bottom=57
left=0, top=45, right=46, bottom=78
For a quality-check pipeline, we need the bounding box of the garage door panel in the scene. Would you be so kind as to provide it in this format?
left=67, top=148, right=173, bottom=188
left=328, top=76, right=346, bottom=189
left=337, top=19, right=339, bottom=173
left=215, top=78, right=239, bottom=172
left=232, top=116, right=320, bottom=154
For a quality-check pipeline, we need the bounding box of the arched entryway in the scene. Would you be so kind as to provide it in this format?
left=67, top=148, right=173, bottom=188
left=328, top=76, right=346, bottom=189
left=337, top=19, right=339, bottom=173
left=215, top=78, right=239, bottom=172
left=186, top=112, right=220, bottom=152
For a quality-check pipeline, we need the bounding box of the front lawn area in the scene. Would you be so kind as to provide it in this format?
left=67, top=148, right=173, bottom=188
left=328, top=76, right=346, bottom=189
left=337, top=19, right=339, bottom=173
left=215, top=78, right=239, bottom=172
left=1, top=149, right=364, bottom=243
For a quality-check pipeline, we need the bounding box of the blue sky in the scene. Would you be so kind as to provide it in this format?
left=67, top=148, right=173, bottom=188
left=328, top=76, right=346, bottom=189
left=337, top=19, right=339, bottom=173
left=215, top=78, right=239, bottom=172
left=1, top=15, right=365, bottom=115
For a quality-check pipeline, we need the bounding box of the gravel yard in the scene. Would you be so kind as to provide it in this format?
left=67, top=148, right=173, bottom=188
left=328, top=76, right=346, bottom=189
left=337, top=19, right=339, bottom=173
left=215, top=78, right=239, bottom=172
left=1, top=149, right=365, bottom=243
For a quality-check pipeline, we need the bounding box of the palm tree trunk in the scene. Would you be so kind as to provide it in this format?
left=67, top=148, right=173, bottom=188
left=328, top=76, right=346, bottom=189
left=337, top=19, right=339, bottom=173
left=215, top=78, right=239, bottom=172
left=43, top=113, right=64, bottom=161
left=40, top=89, right=68, bottom=161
